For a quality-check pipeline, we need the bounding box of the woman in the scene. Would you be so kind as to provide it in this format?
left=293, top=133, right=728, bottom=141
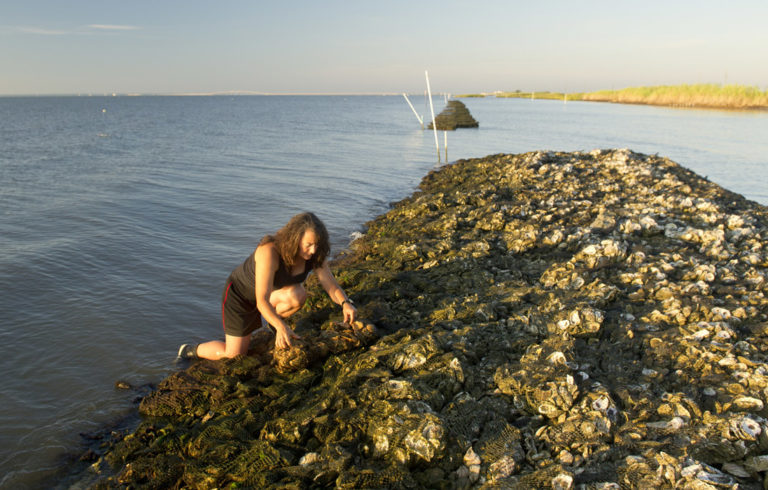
left=178, top=212, right=357, bottom=360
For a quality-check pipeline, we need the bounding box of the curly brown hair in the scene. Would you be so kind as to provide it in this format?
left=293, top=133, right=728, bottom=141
left=260, top=212, right=330, bottom=269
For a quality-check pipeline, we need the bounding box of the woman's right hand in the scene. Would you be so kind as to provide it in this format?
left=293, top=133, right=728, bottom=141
left=275, top=324, right=302, bottom=350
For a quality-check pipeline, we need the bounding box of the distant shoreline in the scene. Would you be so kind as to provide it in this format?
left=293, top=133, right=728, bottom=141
left=4, top=85, right=767, bottom=111
left=457, top=84, right=768, bottom=111
left=0, top=92, right=409, bottom=98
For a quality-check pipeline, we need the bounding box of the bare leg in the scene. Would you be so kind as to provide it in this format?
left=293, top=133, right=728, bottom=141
left=196, top=283, right=307, bottom=360
left=196, top=334, right=251, bottom=360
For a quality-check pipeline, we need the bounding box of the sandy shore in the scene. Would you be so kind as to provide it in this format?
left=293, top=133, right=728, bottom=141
left=86, top=149, right=767, bottom=488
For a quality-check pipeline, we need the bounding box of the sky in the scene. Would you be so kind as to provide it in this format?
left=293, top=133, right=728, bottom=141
left=1, top=0, right=766, bottom=96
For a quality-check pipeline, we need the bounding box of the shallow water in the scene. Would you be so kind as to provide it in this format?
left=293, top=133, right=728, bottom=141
left=0, top=95, right=766, bottom=487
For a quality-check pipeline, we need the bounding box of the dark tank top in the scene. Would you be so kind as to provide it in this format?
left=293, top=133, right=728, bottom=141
left=228, top=246, right=313, bottom=304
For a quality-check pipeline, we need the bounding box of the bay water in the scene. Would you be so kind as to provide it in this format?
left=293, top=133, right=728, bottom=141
left=1, top=95, right=766, bottom=487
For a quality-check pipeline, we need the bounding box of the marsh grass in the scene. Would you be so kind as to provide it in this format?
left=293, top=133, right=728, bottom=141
left=581, top=84, right=768, bottom=109
left=458, top=84, right=768, bottom=109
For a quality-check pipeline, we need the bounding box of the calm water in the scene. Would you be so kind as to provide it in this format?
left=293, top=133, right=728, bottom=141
left=1, top=95, right=766, bottom=487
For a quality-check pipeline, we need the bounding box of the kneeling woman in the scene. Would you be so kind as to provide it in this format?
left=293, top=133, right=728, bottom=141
left=179, top=212, right=357, bottom=360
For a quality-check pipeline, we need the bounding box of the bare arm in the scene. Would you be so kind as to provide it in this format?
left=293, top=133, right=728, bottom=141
left=254, top=244, right=300, bottom=349
left=316, top=261, right=357, bottom=324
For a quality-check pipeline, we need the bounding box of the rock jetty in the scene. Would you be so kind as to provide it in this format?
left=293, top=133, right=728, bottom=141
left=90, top=149, right=767, bottom=489
left=428, top=100, right=479, bottom=130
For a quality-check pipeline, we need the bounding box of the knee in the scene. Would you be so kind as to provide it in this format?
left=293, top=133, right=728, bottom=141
left=287, top=283, right=307, bottom=309
left=270, top=284, right=308, bottom=314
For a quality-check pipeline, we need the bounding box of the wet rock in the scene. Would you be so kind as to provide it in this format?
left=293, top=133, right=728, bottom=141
left=427, top=100, right=479, bottom=130
left=114, top=380, right=132, bottom=390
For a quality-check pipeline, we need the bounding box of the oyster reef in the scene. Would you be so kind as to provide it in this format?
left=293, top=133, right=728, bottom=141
left=93, top=150, right=768, bottom=489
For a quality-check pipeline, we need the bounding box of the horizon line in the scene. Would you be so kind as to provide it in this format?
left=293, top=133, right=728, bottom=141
left=0, top=90, right=453, bottom=97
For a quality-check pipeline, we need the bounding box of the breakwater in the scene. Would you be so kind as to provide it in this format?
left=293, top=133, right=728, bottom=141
left=90, top=149, right=767, bottom=488
left=428, top=100, right=479, bottom=130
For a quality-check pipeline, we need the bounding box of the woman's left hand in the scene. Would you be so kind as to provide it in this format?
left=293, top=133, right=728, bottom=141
left=342, top=302, right=357, bottom=324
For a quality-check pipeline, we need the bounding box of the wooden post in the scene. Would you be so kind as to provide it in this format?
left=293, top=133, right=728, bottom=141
left=425, top=71, right=440, bottom=162
left=444, top=131, right=448, bottom=162
left=402, top=93, right=424, bottom=128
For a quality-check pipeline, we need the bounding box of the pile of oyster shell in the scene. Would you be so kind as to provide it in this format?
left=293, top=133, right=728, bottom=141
left=92, top=149, right=767, bottom=489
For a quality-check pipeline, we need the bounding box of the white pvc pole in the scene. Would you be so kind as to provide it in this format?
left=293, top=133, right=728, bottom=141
left=402, top=93, right=424, bottom=128
left=444, top=131, right=448, bottom=162
left=425, top=70, right=440, bottom=162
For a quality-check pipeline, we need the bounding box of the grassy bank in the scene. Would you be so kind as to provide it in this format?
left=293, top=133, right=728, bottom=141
left=582, top=84, right=768, bottom=109
left=458, top=84, right=768, bottom=109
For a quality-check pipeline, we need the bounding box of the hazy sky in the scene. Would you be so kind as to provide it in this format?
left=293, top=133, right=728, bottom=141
left=1, top=0, right=766, bottom=95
